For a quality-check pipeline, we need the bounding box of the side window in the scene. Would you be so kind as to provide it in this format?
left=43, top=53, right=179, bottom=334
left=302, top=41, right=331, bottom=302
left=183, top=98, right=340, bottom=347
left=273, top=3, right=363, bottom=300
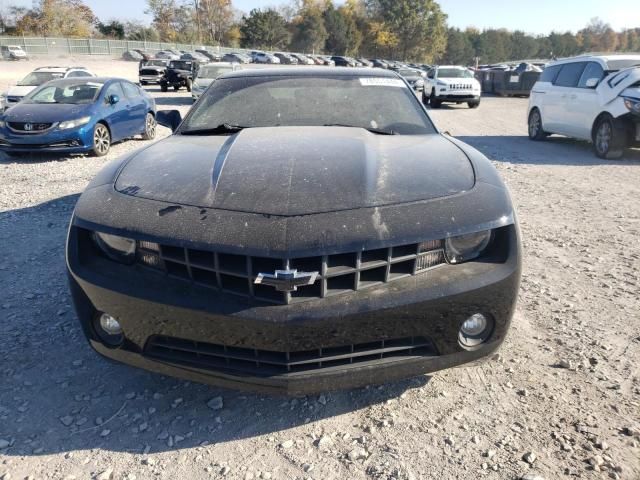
left=427, top=69, right=435, bottom=79
left=103, top=83, right=125, bottom=103
left=539, top=65, right=561, bottom=83
left=67, top=71, right=90, bottom=78
left=122, top=82, right=141, bottom=98
left=554, top=62, right=587, bottom=88
left=578, top=62, right=605, bottom=88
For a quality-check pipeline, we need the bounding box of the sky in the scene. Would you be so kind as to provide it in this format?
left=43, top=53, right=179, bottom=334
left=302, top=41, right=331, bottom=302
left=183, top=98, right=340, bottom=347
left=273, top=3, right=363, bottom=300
left=3, top=0, right=640, bottom=35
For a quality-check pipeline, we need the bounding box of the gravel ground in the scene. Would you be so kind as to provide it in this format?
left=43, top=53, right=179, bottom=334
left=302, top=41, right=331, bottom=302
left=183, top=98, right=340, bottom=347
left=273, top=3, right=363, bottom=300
left=1, top=58, right=639, bottom=480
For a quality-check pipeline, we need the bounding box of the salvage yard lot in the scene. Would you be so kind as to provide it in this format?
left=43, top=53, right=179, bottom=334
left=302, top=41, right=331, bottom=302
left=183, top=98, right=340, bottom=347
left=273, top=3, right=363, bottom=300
left=0, top=58, right=639, bottom=480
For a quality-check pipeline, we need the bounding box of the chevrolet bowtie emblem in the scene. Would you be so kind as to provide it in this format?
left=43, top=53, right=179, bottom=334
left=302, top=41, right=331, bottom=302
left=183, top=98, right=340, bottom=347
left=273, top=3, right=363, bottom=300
left=254, top=269, right=319, bottom=293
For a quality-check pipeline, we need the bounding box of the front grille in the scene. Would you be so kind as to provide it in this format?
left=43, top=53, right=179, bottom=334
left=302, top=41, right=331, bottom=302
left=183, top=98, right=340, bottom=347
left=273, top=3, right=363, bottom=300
left=449, top=84, right=473, bottom=90
left=140, top=69, right=162, bottom=75
left=8, top=122, right=53, bottom=133
left=138, top=240, right=447, bottom=305
left=145, top=335, right=438, bottom=376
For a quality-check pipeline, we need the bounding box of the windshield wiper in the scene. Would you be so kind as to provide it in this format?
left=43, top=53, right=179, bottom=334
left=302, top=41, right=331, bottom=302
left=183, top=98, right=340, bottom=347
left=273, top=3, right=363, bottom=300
left=323, top=123, right=396, bottom=135
left=181, top=123, right=249, bottom=136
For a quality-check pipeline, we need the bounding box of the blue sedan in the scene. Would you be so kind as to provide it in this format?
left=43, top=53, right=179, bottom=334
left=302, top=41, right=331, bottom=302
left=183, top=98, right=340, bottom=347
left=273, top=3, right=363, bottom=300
left=0, top=77, right=156, bottom=157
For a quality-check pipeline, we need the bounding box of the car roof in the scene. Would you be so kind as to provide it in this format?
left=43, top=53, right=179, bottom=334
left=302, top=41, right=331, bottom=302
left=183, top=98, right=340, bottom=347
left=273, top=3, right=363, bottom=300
left=550, top=54, right=640, bottom=68
left=436, top=65, right=467, bottom=69
left=43, top=77, right=127, bottom=85
left=222, top=66, right=400, bottom=79
left=34, top=66, right=89, bottom=72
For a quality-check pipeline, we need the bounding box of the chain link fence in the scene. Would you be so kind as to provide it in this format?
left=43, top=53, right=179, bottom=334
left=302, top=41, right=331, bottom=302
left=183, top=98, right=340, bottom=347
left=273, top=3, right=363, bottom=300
left=0, top=36, right=251, bottom=57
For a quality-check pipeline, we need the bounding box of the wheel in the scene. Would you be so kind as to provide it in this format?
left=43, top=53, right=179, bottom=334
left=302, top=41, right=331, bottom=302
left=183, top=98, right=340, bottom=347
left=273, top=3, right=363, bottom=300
left=468, top=101, right=480, bottom=109
left=528, top=108, right=547, bottom=141
left=593, top=114, right=627, bottom=160
left=141, top=113, right=156, bottom=140
left=430, top=98, right=442, bottom=108
left=422, top=90, right=429, bottom=105
left=173, top=85, right=180, bottom=91
left=160, top=82, right=168, bottom=92
left=186, top=78, right=192, bottom=92
left=91, top=123, right=111, bottom=157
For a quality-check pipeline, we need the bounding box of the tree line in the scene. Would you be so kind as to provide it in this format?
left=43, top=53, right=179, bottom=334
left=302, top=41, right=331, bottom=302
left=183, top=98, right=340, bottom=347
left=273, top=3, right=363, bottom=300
left=1, top=0, right=639, bottom=64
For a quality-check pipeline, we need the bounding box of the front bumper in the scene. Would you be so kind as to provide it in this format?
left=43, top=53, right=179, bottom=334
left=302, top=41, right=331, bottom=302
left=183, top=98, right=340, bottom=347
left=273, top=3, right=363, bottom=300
left=67, top=220, right=521, bottom=396
left=436, top=92, right=481, bottom=102
left=0, top=125, right=93, bottom=153
left=140, top=75, right=163, bottom=84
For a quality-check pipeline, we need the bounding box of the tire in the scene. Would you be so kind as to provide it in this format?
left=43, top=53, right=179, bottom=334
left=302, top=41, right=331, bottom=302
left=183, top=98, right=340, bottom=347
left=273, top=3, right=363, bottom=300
left=468, top=101, right=480, bottom=109
left=593, top=114, right=627, bottom=160
left=422, top=90, right=429, bottom=105
left=186, top=78, right=192, bottom=92
left=141, top=112, right=156, bottom=140
left=160, top=82, right=168, bottom=92
left=173, top=85, right=180, bottom=92
left=528, top=108, right=547, bottom=141
left=91, top=123, right=111, bottom=157
left=430, top=98, right=442, bottom=108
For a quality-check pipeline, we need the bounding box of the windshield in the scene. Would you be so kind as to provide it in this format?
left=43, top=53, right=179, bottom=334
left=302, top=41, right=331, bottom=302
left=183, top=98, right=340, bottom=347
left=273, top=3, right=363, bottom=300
left=607, top=59, right=640, bottom=71
left=143, top=60, right=166, bottom=67
left=169, top=61, right=192, bottom=70
left=18, top=72, right=63, bottom=86
left=197, top=65, right=233, bottom=79
left=438, top=68, right=473, bottom=78
left=181, top=76, right=434, bottom=135
left=25, top=81, right=103, bottom=105
left=398, top=69, right=421, bottom=77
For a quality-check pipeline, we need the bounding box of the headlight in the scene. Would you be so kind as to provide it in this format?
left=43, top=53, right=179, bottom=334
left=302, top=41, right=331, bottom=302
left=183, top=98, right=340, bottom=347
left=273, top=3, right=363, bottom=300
left=59, top=116, right=91, bottom=130
left=92, top=232, right=136, bottom=264
left=445, top=230, right=493, bottom=264
left=623, top=97, right=640, bottom=114
left=437, top=81, right=447, bottom=87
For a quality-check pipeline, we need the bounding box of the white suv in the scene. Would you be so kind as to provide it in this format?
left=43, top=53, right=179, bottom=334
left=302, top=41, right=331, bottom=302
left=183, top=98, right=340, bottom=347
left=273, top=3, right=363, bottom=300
left=0, top=66, right=95, bottom=111
left=423, top=66, right=481, bottom=109
left=527, top=54, right=640, bottom=159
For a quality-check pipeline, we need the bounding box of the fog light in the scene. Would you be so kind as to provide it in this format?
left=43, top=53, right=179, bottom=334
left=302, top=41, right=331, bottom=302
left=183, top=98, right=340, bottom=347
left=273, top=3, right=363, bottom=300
left=94, top=312, right=124, bottom=347
left=459, top=313, right=493, bottom=348
left=99, top=313, right=122, bottom=335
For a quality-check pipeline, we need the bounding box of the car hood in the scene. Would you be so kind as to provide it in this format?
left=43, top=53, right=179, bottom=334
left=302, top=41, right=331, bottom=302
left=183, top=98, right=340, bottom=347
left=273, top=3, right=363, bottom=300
left=3, top=103, right=93, bottom=123
left=115, top=127, right=475, bottom=217
left=598, top=67, right=640, bottom=104
left=438, top=77, right=478, bottom=85
left=194, top=78, right=214, bottom=88
left=6, top=85, right=37, bottom=98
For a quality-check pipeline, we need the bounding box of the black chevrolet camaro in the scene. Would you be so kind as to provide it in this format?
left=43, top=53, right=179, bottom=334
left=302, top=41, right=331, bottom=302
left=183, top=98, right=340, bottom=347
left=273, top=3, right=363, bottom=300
left=66, top=67, right=521, bottom=395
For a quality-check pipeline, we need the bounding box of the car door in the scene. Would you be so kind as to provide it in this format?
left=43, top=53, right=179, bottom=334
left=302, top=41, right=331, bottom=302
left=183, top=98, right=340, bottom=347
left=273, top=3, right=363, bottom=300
left=544, top=62, right=587, bottom=137
left=572, top=62, right=606, bottom=140
left=121, top=81, right=147, bottom=136
left=100, top=82, right=127, bottom=141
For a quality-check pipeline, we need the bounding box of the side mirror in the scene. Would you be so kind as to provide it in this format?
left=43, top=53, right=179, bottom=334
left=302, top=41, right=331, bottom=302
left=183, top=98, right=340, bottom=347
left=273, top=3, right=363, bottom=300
left=585, top=78, right=600, bottom=88
left=156, top=110, right=182, bottom=133
left=109, top=94, right=120, bottom=105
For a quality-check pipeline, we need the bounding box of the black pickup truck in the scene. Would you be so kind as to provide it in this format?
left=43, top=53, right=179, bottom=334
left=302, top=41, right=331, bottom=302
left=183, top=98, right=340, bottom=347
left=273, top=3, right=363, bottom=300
left=160, top=60, right=199, bottom=92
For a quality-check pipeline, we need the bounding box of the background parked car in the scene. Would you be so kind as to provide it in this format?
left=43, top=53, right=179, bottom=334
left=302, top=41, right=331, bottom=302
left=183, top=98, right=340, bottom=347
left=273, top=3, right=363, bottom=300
left=122, top=50, right=143, bottom=62
left=1, top=45, right=28, bottom=61
left=160, top=60, right=199, bottom=92
left=1, top=66, right=95, bottom=112
left=424, top=65, right=481, bottom=108
left=396, top=67, right=426, bottom=91
left=331, top=56, right=356, bottom=67
left=181, top=52, right=209, bottom=64
left=191, top=62, right=238, bottom=101
left=139, top=59, right=168, bottom=85
left=291, top=53, right=315, bottom=65
left=0, top=78, right=156, bottom=157
left=196, top=50, right=222, bottom=62
left=527, top=54, right=640, bottom=159
left=221, top=53, right=251, bottom=64
left=253, top=52, right=281, bottom=64
left=155, top=51, right=180, bottom=61
left=274, top=53, right=298, bottom=65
